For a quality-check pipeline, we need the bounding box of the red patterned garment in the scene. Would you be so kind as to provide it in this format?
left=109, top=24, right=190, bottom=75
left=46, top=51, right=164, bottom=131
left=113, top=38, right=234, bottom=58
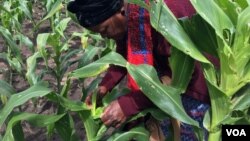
left=99, top=0, right=214, bottom=117
left=127, top=2, right=154, bottom=91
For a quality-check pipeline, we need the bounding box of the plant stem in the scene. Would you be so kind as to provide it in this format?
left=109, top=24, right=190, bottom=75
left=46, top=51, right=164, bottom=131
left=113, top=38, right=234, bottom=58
left=208, top=130, right=221, bottom=141
left=79, top=111, right=98, bottom=141
left=54, top=49, right=62, bottom=93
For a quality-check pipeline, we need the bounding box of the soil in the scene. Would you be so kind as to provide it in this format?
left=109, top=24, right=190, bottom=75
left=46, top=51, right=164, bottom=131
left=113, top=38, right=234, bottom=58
left=0, top=2, right=92, bottom=141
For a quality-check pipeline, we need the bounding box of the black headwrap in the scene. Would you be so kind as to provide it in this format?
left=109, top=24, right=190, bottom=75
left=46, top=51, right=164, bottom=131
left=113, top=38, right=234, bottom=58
left=67, top=0, right=123, bottom=27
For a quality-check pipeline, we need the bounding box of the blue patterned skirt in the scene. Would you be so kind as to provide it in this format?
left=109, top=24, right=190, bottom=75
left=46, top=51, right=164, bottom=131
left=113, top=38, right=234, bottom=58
left=160, top=95, right=210, bottom=141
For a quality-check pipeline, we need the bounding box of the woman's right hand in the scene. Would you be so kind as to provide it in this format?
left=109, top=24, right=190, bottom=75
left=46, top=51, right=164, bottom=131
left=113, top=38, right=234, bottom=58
left=85, top=86, right=108, bottom=107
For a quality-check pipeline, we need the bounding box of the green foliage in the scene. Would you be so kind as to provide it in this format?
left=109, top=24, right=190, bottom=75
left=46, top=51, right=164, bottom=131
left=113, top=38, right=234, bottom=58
left=0, top=0, right=116, bottom=140
left=0, top=80, right=16, bottom=98
left=71, top=52, right=199, bottom=129
left=0, top=0, right=35, bottom=77
left=0, top=80, right=15, bottom=106
left=1, top=0, right=249, bottom=141
left=107, top=125, right=150, bottom=141
left=2, top=113, right=65, bottom=141
left=0, top=82, right=52, bottom=127
left=147, top=0, right=210, bottom=64
left=127, top=0, right=250, bottom=141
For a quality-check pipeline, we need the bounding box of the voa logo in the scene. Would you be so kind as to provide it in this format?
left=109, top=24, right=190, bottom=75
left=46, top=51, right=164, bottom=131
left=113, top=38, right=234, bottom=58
left=226, top=129, right=247, bottom=136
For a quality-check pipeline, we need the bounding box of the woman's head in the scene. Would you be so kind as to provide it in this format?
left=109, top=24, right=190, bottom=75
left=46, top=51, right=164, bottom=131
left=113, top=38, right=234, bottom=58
left=67, top=0, right=127, bottom=40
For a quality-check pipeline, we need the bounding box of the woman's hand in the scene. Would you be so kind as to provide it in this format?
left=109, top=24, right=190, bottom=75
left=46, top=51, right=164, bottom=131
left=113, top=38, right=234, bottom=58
left=85, top=86, right=108, bottom=107
left=101, top=100, right=127, bottom=128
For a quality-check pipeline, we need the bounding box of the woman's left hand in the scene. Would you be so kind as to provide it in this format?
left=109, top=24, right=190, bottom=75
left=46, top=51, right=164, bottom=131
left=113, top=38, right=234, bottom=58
left=101, top=100, right=127, bottom=128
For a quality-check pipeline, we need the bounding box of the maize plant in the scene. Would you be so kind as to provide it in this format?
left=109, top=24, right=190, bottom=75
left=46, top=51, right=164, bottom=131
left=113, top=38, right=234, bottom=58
left=143, top=0, right=250, bottom=140
left=1, top=0, right=149, bottom=140
left=0, top=0, right=34, bottom=74
left=1, top=0, right=249, bottom=140
left=1, top=0, right=102, bottom=141
left=71, top=0, right=250, bottom=141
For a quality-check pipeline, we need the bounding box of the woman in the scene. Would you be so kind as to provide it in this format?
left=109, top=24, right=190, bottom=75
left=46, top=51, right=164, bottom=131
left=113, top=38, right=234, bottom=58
left=67, top=0, right=211, bottom=140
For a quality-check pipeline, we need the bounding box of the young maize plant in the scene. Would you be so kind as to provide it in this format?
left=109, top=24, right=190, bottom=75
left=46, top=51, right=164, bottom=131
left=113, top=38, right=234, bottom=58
left=72, top=0, right=250, bottom=140
left=1, top=0, right=104, bottom=140
left=1, top=0, right=249, bottom=141
left=1, top=0, right=142, bottom=140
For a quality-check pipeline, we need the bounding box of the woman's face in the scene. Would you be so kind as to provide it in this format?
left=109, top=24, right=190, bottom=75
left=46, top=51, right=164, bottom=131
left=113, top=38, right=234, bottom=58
left=88, top=8, right=127, bottom=40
